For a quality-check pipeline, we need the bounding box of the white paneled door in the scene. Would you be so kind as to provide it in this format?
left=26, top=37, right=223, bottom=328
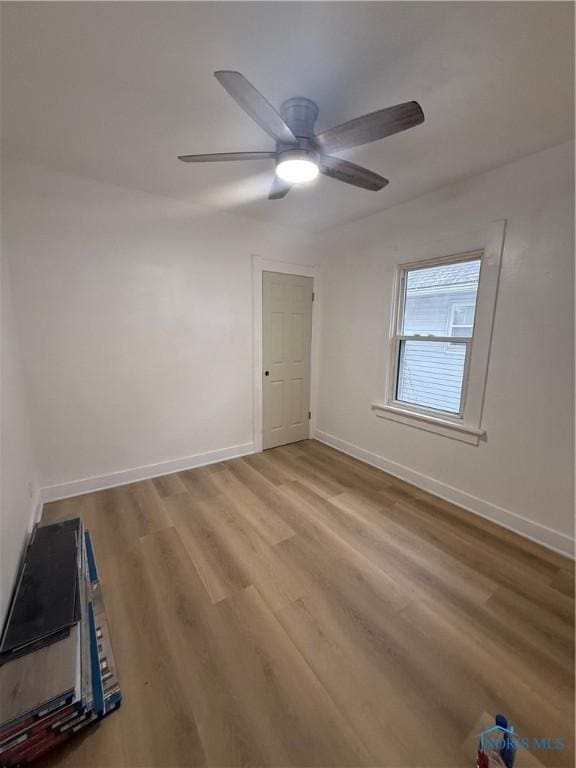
left=262, top=271, right=313, bottom=450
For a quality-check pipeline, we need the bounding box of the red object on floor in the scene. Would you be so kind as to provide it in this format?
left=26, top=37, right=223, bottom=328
left=477, top=749, right=490, bottom=768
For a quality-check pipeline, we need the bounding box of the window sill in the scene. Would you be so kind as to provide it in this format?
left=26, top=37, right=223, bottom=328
left=371, top=402, right=486, bottom=445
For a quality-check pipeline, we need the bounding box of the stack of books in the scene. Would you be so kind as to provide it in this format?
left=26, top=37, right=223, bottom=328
left=0, top=519, right=121, bottom=766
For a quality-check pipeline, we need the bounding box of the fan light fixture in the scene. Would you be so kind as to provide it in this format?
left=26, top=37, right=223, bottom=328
left=178, top=71, right=425, bottom=200
left=276, top=150, right=319, bottom=184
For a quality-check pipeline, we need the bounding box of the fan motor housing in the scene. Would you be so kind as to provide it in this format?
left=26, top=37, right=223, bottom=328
left=280, top=97, right=319, bottom=139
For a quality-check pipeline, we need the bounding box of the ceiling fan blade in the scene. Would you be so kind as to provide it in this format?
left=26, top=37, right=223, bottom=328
left=215, top=71, right=297, bottom=145
left=320, top=156, right=388, bottom=191
left=269, top=175, right=291, bottom=200
left=178, top=151, right=276, bottom=163
left=316, top=101, right=424, bottom=152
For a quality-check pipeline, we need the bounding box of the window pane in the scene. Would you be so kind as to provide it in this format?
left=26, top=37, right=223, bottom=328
left=450, top=326, right=472, bottom=338
left=452, top=305, right=475, bottom=326
left=402, top=260, right=480, bottom=337
left=396, top=340, right=466, bottom=414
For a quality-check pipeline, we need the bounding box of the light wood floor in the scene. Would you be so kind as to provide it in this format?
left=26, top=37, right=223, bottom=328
left=40, top=440, right=574, bottom=768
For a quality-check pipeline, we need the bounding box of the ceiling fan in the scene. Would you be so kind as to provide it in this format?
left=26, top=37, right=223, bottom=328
left=178, top=71, right=425, bottom=200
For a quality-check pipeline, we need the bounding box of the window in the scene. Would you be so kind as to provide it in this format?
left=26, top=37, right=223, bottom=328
left=394, top=257, right=481, bottom=416
left=447, top=302, right=476, bottom=350
left=372, top=222, right=505, bottom=444
left=448, top=302, right=475, bottom=339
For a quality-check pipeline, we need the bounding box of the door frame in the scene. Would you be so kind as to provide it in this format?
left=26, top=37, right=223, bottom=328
left=252, top=255, right=321, bottom=453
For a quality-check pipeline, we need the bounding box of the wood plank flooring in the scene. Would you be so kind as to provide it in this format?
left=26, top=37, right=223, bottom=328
left=39, top=440, right=574, bottom=768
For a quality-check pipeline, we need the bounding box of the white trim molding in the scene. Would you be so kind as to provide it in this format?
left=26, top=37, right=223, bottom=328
left=40, top=441, right=255, bottom=503
left=371, top=401, right=485, bottom=445
left=377, top=220, right=506, bottom=445
left=314, top=430, right=575, bottom=560
left=251, top=255, right=321, bottom=453
left=31, top=492, right=43, bottom=529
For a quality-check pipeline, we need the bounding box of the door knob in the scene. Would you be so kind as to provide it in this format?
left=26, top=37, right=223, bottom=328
left=265, top=370, right=270, bottom=376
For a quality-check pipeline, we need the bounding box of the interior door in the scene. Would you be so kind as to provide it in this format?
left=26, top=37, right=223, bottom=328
left=262, top=271, right=313, bottom=450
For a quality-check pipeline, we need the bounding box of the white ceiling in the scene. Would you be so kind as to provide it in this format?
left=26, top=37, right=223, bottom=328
left=1, top=2, right=574, bottom=232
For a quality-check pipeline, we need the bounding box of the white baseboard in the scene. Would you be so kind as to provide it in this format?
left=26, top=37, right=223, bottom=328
left=40, top=441, right=255, bottom=504
left=314, top=430, right=575, bottom=560
left=30, top=492, right=43, bottom=529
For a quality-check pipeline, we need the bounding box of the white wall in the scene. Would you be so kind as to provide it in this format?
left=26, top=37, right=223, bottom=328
left=0, top=243, right=39, bottom=625
left=315, top=141, right=574, bottom=556
left=2, top=142, right=573, bottom=566
left=2, top=161, right=318, bottom=497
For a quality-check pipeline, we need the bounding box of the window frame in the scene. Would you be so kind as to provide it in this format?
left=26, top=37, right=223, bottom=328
left=391, top=252, right=479, bottom=420
left=372, top=221, right=505, bottom=445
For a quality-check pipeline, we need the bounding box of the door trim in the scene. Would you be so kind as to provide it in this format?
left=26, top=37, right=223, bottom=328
left=252, top=255, right=321, bottom=453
